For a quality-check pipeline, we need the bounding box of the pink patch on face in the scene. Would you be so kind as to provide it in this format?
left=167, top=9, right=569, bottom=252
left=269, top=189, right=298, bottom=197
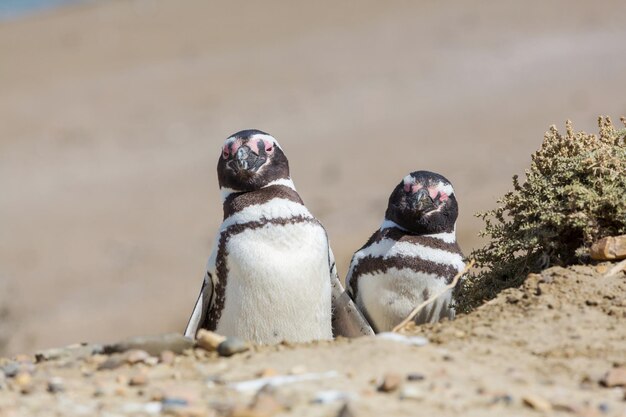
left=222, top=143, right=231, bottom=159
left=404, top=182, right=422, bottom=193
left=251, top=138, right=274, bottom=154
left=224, top=137, right=274, bottom=158
left=428, top=186, right=448, bottom=202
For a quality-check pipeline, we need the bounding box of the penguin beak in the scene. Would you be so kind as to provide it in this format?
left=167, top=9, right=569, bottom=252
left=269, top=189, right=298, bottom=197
left=409, top=188, right=436, bottom=214
left=233, top=145, right=266, bottom=173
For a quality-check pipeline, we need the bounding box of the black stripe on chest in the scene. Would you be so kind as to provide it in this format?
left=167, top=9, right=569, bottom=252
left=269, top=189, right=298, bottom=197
left=348, top=227, right=462, bottom=299
left=222, top=185, right=303, bottom=219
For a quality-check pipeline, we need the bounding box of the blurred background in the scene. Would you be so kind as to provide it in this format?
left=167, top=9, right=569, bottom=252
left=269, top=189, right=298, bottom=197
left=1, top=0, right=625, bottom=355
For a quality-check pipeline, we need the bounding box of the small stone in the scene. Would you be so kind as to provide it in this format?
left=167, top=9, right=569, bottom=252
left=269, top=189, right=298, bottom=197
left=336, top=403, right=356, bottom=417
left=599, top=366, right=626, bottom=387
left=125, top=349, right=151, bottom=364
left=251, top=387, right=284, bottom=415
left=115, top=385, right=129, bottom=397
left=116, top=374, right=129, bottom=385
left=399, top=386, right=425, bottom=401
left=14, top=372, right=33, bottom=394
left=312, top=390, right=352, bottom=404
left=1, top=361, right=19, bottom=377
left=256, top=368, right=278, bottom=378
left=47, top=377, right=65, bottom=393
left=87, top=354, right=109, bottom=366
left=13, top=354, right=34, bottom=363
left=575, top=406, right=603, bottom=417
left=35, top=344, right=103, bottom=363
left=160, top=350, right=176, bottom=365
left=129, top=373, right=149, bottom=386
left=522, top=394, right=552, bottom=412
left=595, top=265, right=609, bottom=274
left=289, top=365, right=307, bottom=375
left=196, top=329, right=226, bottom=352
left=97, top=355, right=125, bottom=370
left=406, top=373, right=425, bottom=381
left=378, top=373, right=402, bottom=393
left=161, top=395, right=210, bottom=417
left=491, top=394, right=514, bottom=405
left=590, top=235, right=626, bottom=261
left=217, top=338, right=250, bottom=357
left=104, top=333, right=195, bottom=356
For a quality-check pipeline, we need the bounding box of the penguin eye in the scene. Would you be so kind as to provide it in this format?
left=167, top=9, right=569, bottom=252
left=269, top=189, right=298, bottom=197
left=222, top=149, right=229, bottom=159
left=266, top=145, right=274, bottom=153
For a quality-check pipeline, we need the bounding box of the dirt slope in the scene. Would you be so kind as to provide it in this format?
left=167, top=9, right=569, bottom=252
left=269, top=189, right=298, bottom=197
left=1, top=263, right=624, bottom=416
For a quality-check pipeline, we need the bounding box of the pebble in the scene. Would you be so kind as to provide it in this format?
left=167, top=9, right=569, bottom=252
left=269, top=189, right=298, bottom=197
left=196, top=329, right=226, bottom=351
left=522, top=394, right=552, bottom=412
left=104, top=333, right=195, bottom=356
left=14, top=372, right=33, bottom=394
left=406, top=373, right=425, bottom=381
left=13, top=354, right=34, bottom=363
left=312, top=390, right=353, bottom=404
left=378, top=373, right=402, bottom=393
left=590, top=235, right=626, bottom=261
left=160, top=350, right=176, bottom=365
left=399, top=386, right=425, bottom=401
left=161, top=396, right=210, bottom=417
left=125, top=349, right=152, bottom=364
left=217, top=337, right=250, bottom=357
left=336, top=403, right=357, bottom=417
left=47, top=377, right=65, bottom=393
left=289, top=365, right=307, bottom=375
left=97, top=355, right=125, bottom=371
left=129, top=373, right=149, bottom=386
left=1, top=361, right=19, bottom=378
left=490, top=393, right=514, bottom=405
left=35, top=344, right=103, bottom=363
left=257, top=368, right=278, bottom=378
left=599, top=367, right=626, bottom=387
left=248, top=386, right=285, bottom=416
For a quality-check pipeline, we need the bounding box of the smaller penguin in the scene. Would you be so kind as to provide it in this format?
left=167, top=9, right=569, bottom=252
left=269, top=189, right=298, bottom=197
left=345, top=171, right=465, bottom=333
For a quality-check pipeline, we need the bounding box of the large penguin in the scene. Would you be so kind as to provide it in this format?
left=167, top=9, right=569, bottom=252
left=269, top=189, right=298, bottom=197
left=345, top=171, right=465, bottom=333
left=184, top=129, right=372, bottom=344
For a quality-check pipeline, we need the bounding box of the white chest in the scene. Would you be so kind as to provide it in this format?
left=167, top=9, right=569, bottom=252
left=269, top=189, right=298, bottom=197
left=216, top=221, right=333, bottom=343
left=356, top=268, right=454, bottom=332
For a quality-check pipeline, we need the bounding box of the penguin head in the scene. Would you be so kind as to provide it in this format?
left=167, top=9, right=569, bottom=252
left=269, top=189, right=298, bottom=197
left=217, top=129, right=290, bottom=192
left=385, top=171, right=458, bottom=234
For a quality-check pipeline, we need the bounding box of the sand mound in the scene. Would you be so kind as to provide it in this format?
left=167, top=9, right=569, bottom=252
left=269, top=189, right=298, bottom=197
left=1, top=263, right=625, bottom=416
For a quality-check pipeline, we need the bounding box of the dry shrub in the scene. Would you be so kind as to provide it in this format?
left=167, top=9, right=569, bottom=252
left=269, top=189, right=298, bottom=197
left=458, top=116, right=626, bottom=312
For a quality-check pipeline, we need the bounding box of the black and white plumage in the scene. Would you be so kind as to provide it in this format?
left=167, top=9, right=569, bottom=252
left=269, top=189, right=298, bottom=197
left=345, top=171, right=465, bottom=333
left=184, top=130, right=372, bottom=344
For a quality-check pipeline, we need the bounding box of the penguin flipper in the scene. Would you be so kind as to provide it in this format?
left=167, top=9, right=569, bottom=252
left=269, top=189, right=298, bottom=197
left=329, top=249, right=375, bottom=338
left=183, top=271, right=214, bottom=338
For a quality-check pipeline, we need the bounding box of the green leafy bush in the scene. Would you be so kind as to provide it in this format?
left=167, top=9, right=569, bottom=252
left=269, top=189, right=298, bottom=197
left=458, top=116, right=626, bottom=312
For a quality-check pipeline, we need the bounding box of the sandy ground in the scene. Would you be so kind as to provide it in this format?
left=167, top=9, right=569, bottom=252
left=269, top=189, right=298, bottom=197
left=1, top=0, right=626, bottom=355
left=0, top=263, right=625, bottom=416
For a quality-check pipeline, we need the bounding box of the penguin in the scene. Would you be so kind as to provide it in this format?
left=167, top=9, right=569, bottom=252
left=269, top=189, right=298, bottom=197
left=184, top=129, right=372, bottom=344
left=345, top=171, right=465, bottom=333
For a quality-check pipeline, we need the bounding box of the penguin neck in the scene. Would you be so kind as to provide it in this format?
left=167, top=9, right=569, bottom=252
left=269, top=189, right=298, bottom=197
left=221, top=178, right=303, bottom=221
left=380, top=218, right=457, bottom=244
left=220, top=177, right=296, bottom=203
